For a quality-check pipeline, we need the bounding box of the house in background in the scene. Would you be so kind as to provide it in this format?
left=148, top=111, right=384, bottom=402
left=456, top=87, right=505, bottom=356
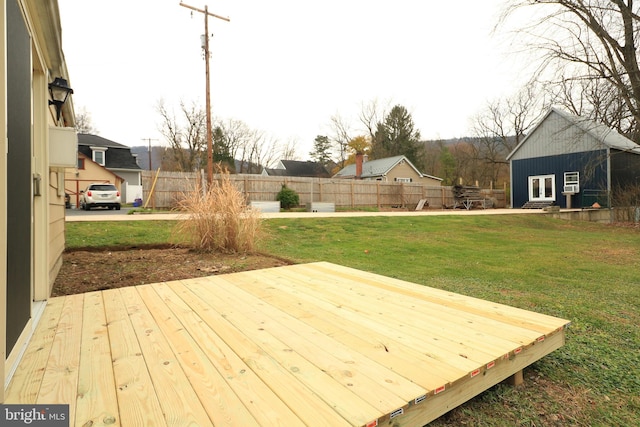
left=262, top=160, right=331, bottom=178
left=507, top=108, right=640, bottom=209
left=65, top=152, right=124, bottom=208
left=65, top=133, right=143, bottom=205
left=1, top=0, right=77, bottom=396
left=334, top=154, right=443, bottom=186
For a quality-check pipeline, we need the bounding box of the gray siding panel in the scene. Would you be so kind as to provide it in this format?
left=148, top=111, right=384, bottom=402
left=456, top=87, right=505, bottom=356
left=511, top=111, right=607, bottom=160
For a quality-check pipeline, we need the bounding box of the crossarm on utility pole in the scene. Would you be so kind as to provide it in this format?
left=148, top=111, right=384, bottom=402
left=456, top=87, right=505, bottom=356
left=179, top=2, right=230, bottom=22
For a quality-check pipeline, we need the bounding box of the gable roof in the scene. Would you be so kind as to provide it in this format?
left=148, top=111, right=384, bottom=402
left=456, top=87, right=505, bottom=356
left=77, top=133, right=141, bottom=170
left=264, top=160, right=331, bottom=177
left=507, top=107, right=640, bottom=161
left=334, top=155, right=442, bottom=181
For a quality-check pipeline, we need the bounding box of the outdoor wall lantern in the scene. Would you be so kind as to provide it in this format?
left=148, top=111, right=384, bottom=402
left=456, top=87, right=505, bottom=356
left=48, top=77, right=73, bottom=121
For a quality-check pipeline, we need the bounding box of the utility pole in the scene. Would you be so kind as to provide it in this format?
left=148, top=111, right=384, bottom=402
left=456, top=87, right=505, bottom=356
left=141, top=138, right=158, bottom=170
left=179, top=2, right=230, bottom=186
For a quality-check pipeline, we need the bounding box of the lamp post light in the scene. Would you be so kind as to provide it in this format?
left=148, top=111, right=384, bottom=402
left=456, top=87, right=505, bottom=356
left=48, top=77, right=74, bottom=122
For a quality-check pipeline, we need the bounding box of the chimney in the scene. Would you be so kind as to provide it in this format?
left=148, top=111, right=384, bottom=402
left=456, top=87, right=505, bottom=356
left=355, top=152, right=363, bottom=179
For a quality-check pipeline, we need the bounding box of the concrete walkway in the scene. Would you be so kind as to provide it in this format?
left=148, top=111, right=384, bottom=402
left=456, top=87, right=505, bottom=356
left=66, top=208, right=545, bottom=222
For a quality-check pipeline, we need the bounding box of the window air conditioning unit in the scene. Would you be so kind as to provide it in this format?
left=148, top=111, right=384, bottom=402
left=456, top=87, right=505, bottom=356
left=563, top=184, right=579, bottom=194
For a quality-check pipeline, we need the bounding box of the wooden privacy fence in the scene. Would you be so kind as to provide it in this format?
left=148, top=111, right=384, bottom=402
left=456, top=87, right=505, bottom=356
left=141, top=170, right=507, bottom=210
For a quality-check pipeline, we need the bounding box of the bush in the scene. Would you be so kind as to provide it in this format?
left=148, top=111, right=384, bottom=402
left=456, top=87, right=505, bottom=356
left=173, top=171, right=262, bottom=253
left=276, top=184, right=299, bottom=210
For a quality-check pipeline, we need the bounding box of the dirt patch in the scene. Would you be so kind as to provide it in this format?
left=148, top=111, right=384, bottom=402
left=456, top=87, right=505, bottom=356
left=52, top=245, right=292, bottom=297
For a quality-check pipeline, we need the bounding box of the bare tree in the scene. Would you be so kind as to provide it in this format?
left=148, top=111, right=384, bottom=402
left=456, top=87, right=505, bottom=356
left=157, top=100, right=206, bottom=172
left=326, top=99, right=390, bottom=168
left=328, top=113, right=352, bottom=168
left=502, top=0, right=640, bottom=142
left=278, top=137, right=299, bottom=161
left=470, top=84, right=548, bottom=186
left=213, top=118, right=297, bottom=173
left=214, top=118, right=253, bottom=171
left=358, top=99, right=388, bottom=142
left=74, top=107, right=98, bottom=134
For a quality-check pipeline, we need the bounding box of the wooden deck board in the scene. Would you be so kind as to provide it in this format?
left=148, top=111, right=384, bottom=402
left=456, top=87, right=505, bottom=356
left=4, top=296, right=65, bottom=403
left=4, top=262, right=570, bottom=427
left=36, top=294, right=84, bottom=424
left=75, top=292, right=119, bottom=427
left=250, top=267, right=520, bottom=362
left=118, top=286, right=214, bottom=427
left=102, top=288, right=168, bottom=427
left=144, top=282, right=298, bottom=427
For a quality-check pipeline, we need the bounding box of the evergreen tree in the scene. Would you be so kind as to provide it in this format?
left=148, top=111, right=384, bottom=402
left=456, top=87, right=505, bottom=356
left=371, top=105, right=424, bottom=167
left=309, top=135, right=333, bottom=167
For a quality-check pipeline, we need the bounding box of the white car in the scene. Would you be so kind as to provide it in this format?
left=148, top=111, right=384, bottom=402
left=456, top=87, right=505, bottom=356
left=80, top=183, right=121, bottom=210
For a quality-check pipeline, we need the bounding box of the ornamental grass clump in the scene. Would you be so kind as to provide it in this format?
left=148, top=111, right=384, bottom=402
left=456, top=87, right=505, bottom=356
left=174, top=171, right=262, bottom=253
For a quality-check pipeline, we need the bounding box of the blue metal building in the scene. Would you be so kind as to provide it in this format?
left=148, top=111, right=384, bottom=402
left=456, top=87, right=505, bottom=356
left=507, top=108, right=640, bottom=209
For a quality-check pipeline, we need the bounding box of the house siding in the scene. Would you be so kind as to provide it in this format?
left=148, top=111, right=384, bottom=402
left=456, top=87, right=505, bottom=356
left=509, top=110, right=606, bottom=161
left=610, top=148, right=640, bottom=188
left=110, top=169, right=140, bottom=202
left=65, top=154, right=122, bottom=208
left=385, top=161, right=424, bottom=182
left=511, top=151, right=608, bottom=208
left=48, top=178, right=65, bottom=294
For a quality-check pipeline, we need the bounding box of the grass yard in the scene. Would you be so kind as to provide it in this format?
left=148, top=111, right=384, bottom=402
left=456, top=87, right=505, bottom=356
left=65, top=214, right=640, bottom=426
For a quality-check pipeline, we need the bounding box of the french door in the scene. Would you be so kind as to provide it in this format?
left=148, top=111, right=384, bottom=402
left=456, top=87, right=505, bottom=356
left=528, top=174, right=555, bottom=202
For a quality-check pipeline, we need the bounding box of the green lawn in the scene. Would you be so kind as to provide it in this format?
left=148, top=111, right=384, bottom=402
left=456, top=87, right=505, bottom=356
left=65, top=215, right=640, bottom=426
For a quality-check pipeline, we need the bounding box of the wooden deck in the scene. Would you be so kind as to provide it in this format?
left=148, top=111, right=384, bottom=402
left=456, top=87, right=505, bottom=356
left=5, top=262, right=570, bottom=426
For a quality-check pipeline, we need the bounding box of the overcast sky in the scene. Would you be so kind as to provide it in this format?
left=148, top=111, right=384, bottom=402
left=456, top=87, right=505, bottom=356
left=58, top=0, right=523, bottom=158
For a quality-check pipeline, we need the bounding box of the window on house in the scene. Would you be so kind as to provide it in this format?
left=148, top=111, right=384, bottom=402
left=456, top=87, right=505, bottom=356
left=77, top=158, right=85, bottom=169
left=528, top=174, right=555, bottom=201
left=563, top=172, right=580, bottom=193
left=93, top=149, right=105, bottom=166
left=395, top=177, right=412, bottom=183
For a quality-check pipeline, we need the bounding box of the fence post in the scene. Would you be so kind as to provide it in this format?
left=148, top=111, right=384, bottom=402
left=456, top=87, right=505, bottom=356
left=351, top=181, right=355, bottom=208
left=377, top=182, right=381, bottom=209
